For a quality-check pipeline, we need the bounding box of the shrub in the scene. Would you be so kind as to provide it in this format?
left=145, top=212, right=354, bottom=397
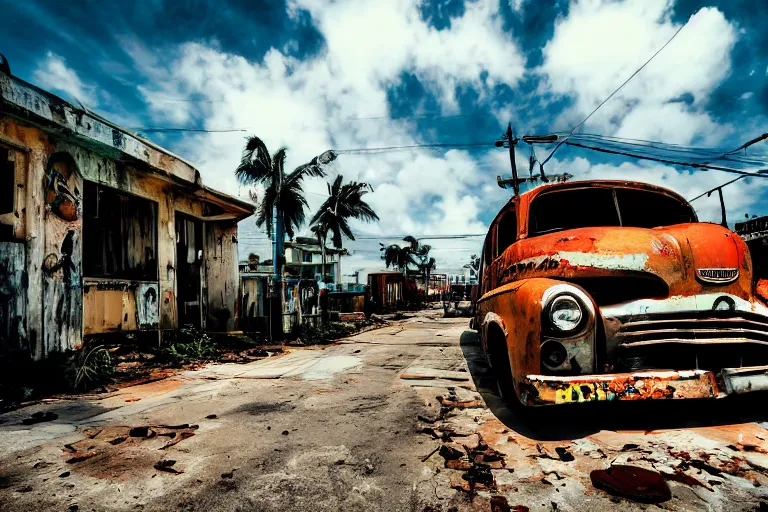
left=161, top=325, right=216, bottom=366
left=65, top=346, right=115, bottom=392
left=297, top=321, right=358, bottom=345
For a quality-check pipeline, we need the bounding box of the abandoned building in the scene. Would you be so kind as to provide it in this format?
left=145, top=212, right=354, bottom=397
left=0, top=63, right=254, bottom=360
left=284, top=236, right=345, bottom=282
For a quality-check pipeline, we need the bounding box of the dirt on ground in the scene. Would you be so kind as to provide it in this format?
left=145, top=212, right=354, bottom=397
left=1, top=312, right=767, bottom=511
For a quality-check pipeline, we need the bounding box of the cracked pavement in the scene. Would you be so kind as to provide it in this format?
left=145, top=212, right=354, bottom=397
left=1, top=313, right=768, bottom=511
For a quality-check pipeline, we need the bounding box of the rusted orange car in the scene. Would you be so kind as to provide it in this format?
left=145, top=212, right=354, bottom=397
left=474, top=180, right=768, bottom=407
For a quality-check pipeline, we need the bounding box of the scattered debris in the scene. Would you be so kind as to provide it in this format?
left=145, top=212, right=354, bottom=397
left=555, top=447, right=574, bottom=462
left=221, top=470, right=236, bottom=479
left=206, top=414, right=218, bottom=419
left=490, top=495, right=529, bottom=512
left=66, top=451, right=97, bottom=463
left=282, top=430, right=289, bottom=436
left=533, top=444, right=574, bottom=462
left=129, top=427, right=154, bottom=438
left=59, top=471, right=70, bottom=478
left=22, top=411, right=58, bottom=425
left=661, top=468, right=714, bottom=491
left=160, top=431, right=195, bottom=450
left=590, top=465, right=672, bottom=504
left=154, top=459, right=183, bottom=474
left=421, top=445, right=440, bottom=462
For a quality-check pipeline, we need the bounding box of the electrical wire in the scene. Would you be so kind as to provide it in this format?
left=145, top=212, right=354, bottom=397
left=331, top=142, right=496, bottom=154
left=564, top=140, right=768, bottom=178
left=237, top=233, right=486, bottom=241
left=539, top=21, right=689, bottom=167
left=132, top=127, right=248, bottom=133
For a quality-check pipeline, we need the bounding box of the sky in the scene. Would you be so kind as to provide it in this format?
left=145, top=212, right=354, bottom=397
left=3, top=0, right=768, bottom=280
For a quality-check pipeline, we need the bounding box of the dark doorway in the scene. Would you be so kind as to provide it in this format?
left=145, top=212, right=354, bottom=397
left=176, top=213, right=203, bottom=327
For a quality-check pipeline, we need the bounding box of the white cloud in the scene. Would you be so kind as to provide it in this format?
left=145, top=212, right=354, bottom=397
left=134, top=0, right=524, bottom=274
left=129, top=0, right=755, bottom=277
left=33, top=52, right=98, bottom=107
left=539, top=1, right=737, bottom=144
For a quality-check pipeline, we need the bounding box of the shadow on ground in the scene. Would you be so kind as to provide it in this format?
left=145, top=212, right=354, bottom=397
left=459, top=329, right=768, bottom=441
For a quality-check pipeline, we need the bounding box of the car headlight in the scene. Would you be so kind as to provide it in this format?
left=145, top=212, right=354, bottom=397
left=548, top=295, right=583, bottom=332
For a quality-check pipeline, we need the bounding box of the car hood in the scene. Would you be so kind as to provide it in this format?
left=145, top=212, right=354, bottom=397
left=502, top=223, right=750, bottom=299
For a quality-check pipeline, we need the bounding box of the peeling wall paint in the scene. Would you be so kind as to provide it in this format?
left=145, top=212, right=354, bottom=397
left=0, top=70, right=254, bottom=359
left=0, top=242, right=26, bottom=350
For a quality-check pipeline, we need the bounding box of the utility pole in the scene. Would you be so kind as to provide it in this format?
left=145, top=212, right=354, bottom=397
left=270, top=204, right=285, bottom=341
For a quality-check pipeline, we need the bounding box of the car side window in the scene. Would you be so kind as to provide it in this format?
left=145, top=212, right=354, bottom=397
left=495, top=206, right=516, bottom=259
left=483, top=226, right=494, bottom=267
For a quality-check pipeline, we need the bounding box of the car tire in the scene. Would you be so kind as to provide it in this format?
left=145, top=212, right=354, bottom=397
left=487, top=336, right=546, bottom=425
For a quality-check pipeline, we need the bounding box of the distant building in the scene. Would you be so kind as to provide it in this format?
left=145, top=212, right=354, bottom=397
left=284, top=236, right=346, bottom=283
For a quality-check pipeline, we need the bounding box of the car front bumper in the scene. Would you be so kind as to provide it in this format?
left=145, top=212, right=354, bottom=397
left=521, top=365, right=768, bottom=406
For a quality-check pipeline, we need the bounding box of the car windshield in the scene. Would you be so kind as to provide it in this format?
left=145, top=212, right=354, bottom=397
left=528, top=187, right=697, bottom=236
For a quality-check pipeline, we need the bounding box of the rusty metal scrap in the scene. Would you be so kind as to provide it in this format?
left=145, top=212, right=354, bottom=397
left=590, top=465, right=672, bottom=504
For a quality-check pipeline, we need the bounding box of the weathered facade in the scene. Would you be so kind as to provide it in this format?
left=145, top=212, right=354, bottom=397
left=284, top=236, right=344, bottom=282
left=0, top=66, right=253, bottom=359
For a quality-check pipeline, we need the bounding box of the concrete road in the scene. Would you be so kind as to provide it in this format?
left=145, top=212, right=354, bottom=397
left=1, top=314, right=768, bottom=511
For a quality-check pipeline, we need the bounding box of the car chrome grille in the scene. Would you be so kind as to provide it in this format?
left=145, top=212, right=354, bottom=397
left=609, top=311, right=768, bottom=372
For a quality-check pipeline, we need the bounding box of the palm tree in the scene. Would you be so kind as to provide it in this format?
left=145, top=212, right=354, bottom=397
left=235, top=136, right=328, bottom=273
left=464, top=254, right=481, bottom=282
left=379, top=235, right=426, bottom=276
left=419, top=256, right=437, bottom=297
left=380, top=242, right=413, bottom=275
left=310, top=175, right=379, bottom=282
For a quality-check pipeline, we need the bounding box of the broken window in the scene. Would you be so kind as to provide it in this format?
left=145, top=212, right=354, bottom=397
left=82, top=181, right=158, bottom=280
left=0, top=147, right=14, bottom=216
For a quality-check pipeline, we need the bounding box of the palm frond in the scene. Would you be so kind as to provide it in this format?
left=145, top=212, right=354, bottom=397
left=235, top=136, right=273, bottom=185
left=403, top=236, right=419, bottom=251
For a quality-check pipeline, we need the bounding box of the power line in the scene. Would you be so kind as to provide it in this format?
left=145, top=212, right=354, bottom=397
left=349, top=112, right=495, bottom=122
left=331, top=142, right=496, bottom=154
left=540, top=21, right=688, bottom=167
left=237, top=233, right=486, bottom=241
left=565, top=140, right=768, bottom=179
left=132, top=127, right=248, bottom=133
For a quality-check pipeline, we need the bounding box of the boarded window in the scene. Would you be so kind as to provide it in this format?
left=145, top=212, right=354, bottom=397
left=0, top=147, right=13, bottom=215
left=83, top=181, right=158, bottom=280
